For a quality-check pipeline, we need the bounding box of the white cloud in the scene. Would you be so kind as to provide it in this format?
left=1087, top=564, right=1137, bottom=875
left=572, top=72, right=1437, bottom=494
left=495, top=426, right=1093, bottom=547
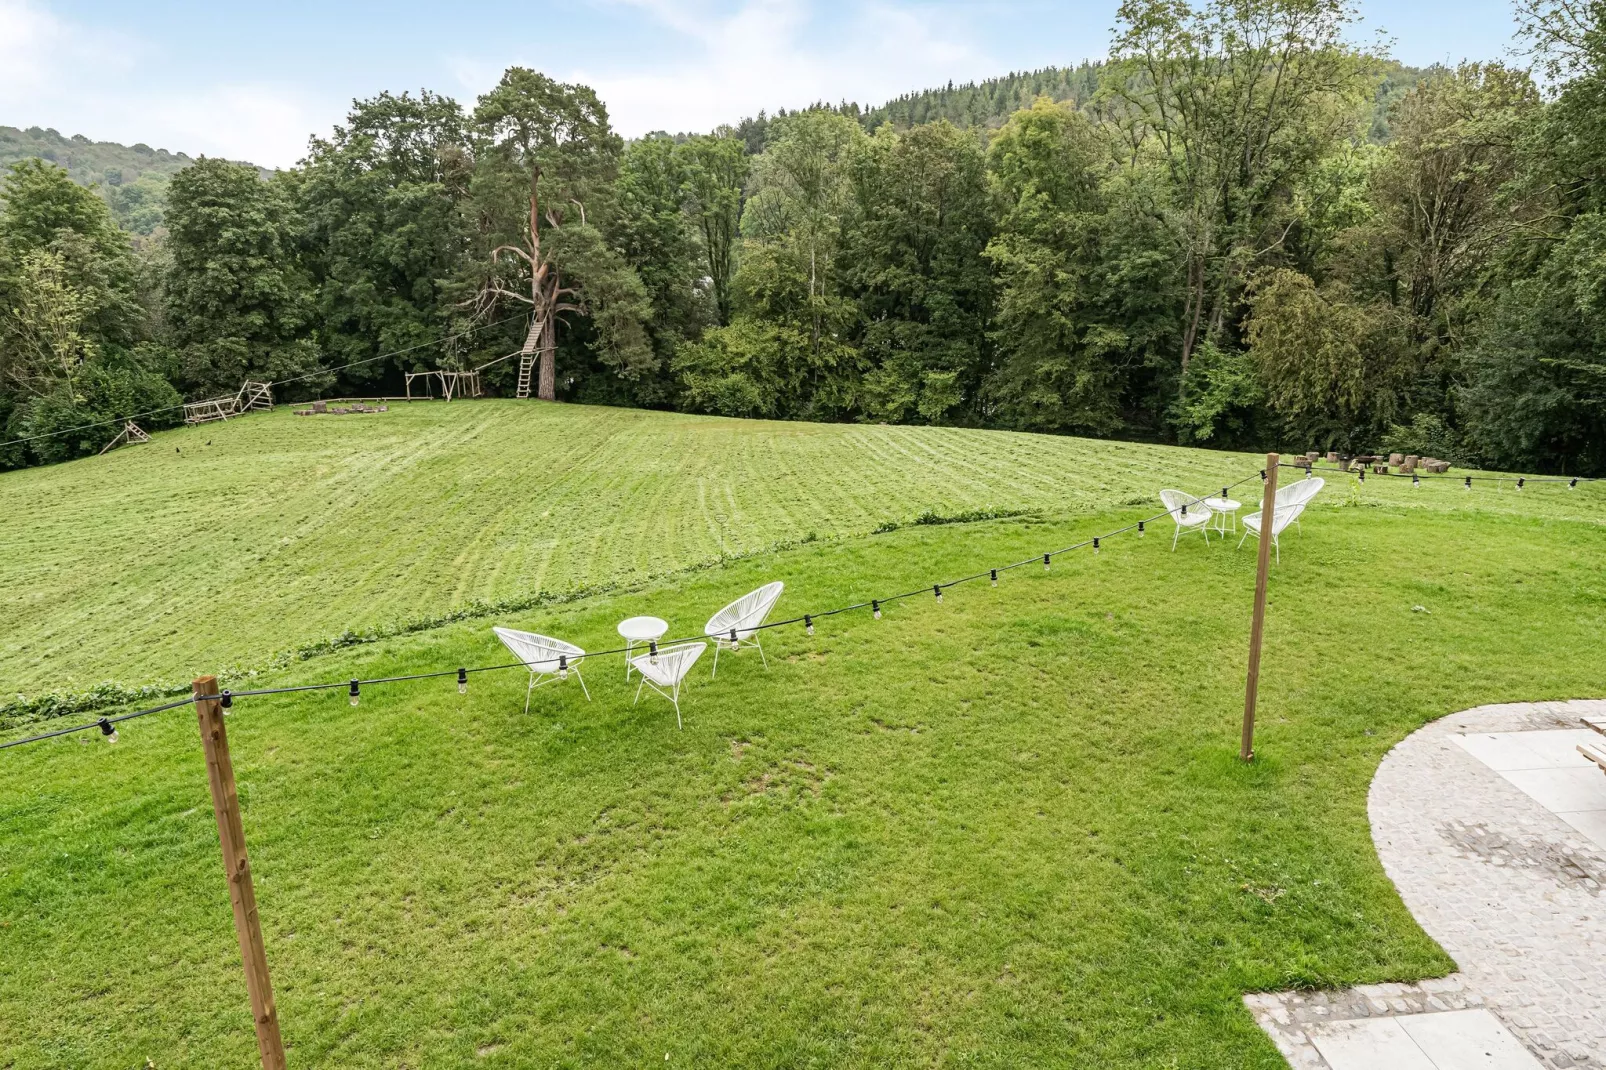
left=0, top=0, right=131, bottom=96
left=456, top=0, right=1000, bottom=137
left=0, top=0, right=328, bottom=168
left=594, top=0, right=992, bottom=134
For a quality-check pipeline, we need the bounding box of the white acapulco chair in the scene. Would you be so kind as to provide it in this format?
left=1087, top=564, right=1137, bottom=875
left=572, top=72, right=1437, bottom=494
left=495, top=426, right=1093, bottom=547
left=1238, top=505, right=1302, bottom=563
left=704, top=581, right=784, bottom=679
left=492, top=627, right=590, bottom=711
left=1159, top=489, right=1213, bottom=551
left=630, top=641, right=707, bottom=729
left=1238, top=476, right=1325, bottom=562
left=1282, top=475, right=1325, bottom=533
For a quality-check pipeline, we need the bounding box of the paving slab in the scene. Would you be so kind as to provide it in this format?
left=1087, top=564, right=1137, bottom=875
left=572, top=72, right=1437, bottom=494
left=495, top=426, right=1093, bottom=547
left=1398, top=1010, right=1548, bottom=1068
left=1499, top=768, right=1606, bottom=819
left=1304, top=1010, right=1547, bottom=1070
left=1309, top=1016, right=1438, bottom=1069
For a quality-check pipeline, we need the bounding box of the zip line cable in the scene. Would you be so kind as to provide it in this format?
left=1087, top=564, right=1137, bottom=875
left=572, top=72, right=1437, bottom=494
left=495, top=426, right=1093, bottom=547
left=0, top=313, right=529, bottom=450
left=0, top=473, right=1270, bottom=751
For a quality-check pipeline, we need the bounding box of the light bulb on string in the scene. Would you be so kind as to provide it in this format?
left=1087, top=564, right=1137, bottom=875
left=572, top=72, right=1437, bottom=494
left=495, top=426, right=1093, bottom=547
left=457, top=667, right=468, bottom=695
left=1138, top=521, right=1145, bottom=537
left=729, top=627, right=739, bottom=650
left=1093, top=537, right=1100, bottom=555
left=558, top=655, right=569, bottom=681
left=1412, top=473, right=1420, bottom=488
left=990, top=569, right=998, bottom=587
left=933, top=584, right=943, bottom=604
left=220, top=689, right=233, bottom=714
left=1571, top=478, right=1579, bottom=490
left=349, top=680, right=360, bottom=707
left=1465, top=476, right=1472, bottom=490
left=1043, top=553, right=1051, bottom=571
left=1517, top=477, right=1525, bottom=491
left=804, top=614, right=814, bottom=637
left=872, top=600, right=881, bottom=621
left=648, top=640, right=658, bottom=665
left=98, top=717, right=118, bottom=744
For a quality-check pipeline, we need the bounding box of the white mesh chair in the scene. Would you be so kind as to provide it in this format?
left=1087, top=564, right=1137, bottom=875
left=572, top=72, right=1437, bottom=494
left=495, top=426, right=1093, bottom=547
left=1283, top=476, right=1324, bottom=532
left=1238, top=503, right=1303, bottom=563
left=630, top=641, right=707, bottom=729
left=493, top=627, right=590, bottom=711
left=704, top=581, right=784, bottom=678
left=1159, top=490, right=1213, bottom=550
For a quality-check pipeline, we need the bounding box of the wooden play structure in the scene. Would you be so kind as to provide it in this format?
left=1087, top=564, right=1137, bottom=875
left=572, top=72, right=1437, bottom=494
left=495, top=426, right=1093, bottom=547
left=184, top=380, right=274, bottom=425
left=98, top=420, right=151, bottom=454
left=403, top=369, right=482, bottom=401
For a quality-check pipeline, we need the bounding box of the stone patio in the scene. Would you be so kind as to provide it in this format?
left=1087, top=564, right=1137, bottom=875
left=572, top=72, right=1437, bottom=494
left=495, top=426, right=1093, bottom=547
left=1248, top=699, right=1606, bottom=1068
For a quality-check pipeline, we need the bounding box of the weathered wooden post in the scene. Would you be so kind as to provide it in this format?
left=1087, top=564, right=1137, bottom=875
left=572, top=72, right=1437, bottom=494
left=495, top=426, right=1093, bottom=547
left=1242, top=454, right=1279, bottom=762
left=195, top=675, right=287, bottom=1070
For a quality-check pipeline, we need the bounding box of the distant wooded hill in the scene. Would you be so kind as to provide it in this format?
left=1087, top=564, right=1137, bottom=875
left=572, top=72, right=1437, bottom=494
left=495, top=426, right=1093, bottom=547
left=732, top=59, right=1436, bottom=151
left=0, top=125, right=266, bottom=235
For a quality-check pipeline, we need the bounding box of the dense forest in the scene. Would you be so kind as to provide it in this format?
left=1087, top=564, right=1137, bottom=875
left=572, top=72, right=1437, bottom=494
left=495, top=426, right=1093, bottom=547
left=3, top=0, right=1604, bottom=474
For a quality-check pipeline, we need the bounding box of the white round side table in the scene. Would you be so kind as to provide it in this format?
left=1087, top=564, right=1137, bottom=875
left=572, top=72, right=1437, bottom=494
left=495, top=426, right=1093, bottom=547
left=1203, top=496, right=1242, bottom=535
left=618, top=615, right=669, bottom=679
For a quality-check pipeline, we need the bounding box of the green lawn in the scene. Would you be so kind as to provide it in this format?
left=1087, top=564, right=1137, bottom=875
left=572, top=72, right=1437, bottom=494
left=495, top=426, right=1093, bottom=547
left=3, top=472, right=1604, bottom=1066
left=2, top=405, right=1603, bottom=1067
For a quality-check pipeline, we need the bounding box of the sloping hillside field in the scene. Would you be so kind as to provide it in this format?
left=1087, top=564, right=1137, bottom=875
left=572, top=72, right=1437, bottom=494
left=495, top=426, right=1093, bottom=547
left=2, top=402, right=1603, bottom=1067
left=1, top=401, right=1270, bottom=694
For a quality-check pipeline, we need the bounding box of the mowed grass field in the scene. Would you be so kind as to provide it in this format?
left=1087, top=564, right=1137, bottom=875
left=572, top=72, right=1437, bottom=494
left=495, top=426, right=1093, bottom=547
left=2, top=402, right=1604, bottom=1067
left=1, top=400, right=1271, bottom=695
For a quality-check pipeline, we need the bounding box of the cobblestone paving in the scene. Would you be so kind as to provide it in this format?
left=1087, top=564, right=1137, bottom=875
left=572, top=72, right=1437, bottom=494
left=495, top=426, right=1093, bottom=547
left=1249, top=700, right=1606, bottom=1068
left=1247, top=977, right=1492, bottom=1068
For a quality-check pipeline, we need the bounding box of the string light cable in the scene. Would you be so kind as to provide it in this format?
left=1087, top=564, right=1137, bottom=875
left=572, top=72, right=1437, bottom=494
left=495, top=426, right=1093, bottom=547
left=0, top=472, right=1268, bottom=751
left=1281, top=462, right=1597, bottom=487
left=0, top=694, right=203, bottom=750
left=0, top=312, right=530, bottom=450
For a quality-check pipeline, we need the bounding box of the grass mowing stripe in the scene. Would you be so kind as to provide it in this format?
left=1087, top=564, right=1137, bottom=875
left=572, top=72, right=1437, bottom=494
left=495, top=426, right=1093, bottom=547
left=2, top=403, right=1265, bottom=693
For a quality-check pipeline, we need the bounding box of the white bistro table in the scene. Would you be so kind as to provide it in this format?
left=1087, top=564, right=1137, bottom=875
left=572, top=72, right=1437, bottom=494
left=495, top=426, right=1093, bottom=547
left=618, top=615, right=670, bottom=680
left=1202, top=496, right=1242, bottom=535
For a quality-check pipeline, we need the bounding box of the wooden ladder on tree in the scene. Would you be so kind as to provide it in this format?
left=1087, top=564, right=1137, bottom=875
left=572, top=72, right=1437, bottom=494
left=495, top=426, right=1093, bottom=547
left=515, top=354, right=535, bottom=399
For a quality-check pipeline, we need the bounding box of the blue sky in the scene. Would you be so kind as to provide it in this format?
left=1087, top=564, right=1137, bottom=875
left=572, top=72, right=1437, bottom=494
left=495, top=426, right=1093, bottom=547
left=2, top=0, right=1528, bottom=169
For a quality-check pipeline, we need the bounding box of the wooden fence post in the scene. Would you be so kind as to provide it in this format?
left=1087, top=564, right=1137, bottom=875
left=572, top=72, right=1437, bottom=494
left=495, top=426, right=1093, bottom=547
left=195, top=675, right=287, bottom=1070
left=1242, top=454, right=1279, bottom=762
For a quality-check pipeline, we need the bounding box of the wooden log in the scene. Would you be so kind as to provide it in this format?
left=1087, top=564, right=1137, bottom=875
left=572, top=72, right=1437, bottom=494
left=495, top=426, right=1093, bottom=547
left=1389, top=453, right=1404, bottom=466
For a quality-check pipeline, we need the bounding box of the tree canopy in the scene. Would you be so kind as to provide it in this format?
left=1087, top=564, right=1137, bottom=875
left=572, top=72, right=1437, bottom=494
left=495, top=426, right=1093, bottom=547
left=5, top=2, right=1606, bottom=475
